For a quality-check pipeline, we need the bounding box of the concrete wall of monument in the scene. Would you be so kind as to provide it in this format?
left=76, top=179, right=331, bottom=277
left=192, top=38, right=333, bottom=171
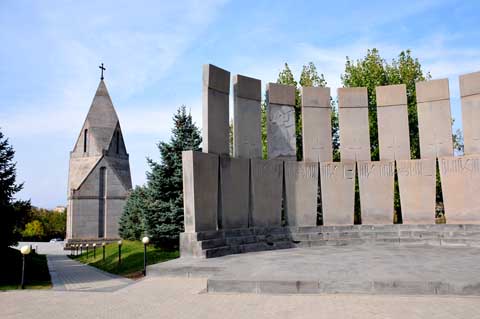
left=183, top=65, right=480, bottom=234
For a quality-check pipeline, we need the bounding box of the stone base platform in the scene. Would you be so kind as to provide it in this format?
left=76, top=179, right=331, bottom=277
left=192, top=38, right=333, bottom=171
left=149, top=244, right=480, bottom=296
left=180, top=224, right=480, bottom=258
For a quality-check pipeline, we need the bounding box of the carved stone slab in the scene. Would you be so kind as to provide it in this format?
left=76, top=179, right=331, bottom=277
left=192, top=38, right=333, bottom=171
left=233, top=75, right=262, bottom=158
left=416, top=79, right=453, bottom=159
left=219, top=156, right=249, bottom=229
left=202, top=64, right=230, bottom=155
left=284, top=161, right=318, bottom=226
left=182, top=151, right=219, bottom=232
left=358, top=160, right=395, bottom=224
left=301, top=87, right=333, bottom=162
left=250, top=159, right=283, bottom=227
left=376, top=84, right=411, bottom=160
left=439, top=155, right=480, bottom=224
left=460, top=71, right=480, bottom=155
left=338, top=87, right=370, bottom=161
left=267, top=83, right=296, bottom=160
left=397, top=159, right=436, bottom=224
left=320, top=161, right=356, bottom=225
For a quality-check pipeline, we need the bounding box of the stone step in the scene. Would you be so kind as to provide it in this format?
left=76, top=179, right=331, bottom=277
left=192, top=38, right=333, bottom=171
left=184, top=224, right=480, bottom=258
left=295, top=237, right=480, bottom=248
left=206, top=278, right=480, bottom=295
left=293, top=230, right=480, bottom=241
left=204, top=240, right=295, bottom=258
left=199, top=238, right=227, bottom=249
left=292, top=224, right=480, bottom=233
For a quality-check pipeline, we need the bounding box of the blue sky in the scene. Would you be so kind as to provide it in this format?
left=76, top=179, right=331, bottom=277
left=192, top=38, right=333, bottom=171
left=1, top=0, right=479, bottom=208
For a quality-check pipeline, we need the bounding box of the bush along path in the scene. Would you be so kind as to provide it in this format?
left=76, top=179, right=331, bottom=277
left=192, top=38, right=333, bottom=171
left=0, top=247, right=51, bottom=290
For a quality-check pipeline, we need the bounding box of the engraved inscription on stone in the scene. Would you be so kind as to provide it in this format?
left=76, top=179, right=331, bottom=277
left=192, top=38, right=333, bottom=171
left=416, top=79, right=453, bottom=159
left=358, top=161, right=394, bottom=224
left=460, top=71, right=480, bottom=155
left=202, top=64, right=230, bottom=155
left=182, top=151, right=219, bottom=233
left=320, top=161, right=355, bottom=225
left=439, top=155, right=480, bottom=224
left=338, top=87, right=371, bottom=161
left=284, top=161, right=318, bottom=227
left=376, top=84, right=411, bottom=160
left=233, top=75, right=262, bottom=158
left=267, top=83, right=296, bottom=160
left=250, top=159, right=283, bottom=227
left=219, top=157, right=249, bottom=229
left=396, top=159, right=436, bottom=224
left=301, top=87, right=332, bottom=162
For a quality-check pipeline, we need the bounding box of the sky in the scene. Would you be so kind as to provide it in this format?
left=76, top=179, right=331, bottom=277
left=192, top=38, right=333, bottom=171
left=1, top=0, right=480, bottom=208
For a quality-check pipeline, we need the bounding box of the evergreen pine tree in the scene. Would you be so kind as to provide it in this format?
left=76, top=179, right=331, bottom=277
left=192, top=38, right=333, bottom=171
left=145, top=105, right=202, bottom=247
left=0, top=129, right=30, bottom=249
left=118, top=186, right=148, bottom=240
left=121, top=106, right=202, bottom=248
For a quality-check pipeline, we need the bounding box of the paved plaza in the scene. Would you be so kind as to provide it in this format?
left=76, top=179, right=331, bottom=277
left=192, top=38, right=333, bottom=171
left=2, top=243, right=480, bottom=318
left=3, top=277, right=480, bottom=319
left=150, top=244, right=480, bottom=295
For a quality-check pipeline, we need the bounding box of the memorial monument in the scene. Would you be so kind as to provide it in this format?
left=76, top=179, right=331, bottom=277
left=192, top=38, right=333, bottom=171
left=181, top=64, right=480, bottom=258
left=66, top=64, right=132, bottom=243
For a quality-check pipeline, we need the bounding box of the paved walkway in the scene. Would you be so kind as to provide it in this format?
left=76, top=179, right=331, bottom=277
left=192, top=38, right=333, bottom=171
left=18, top=242, right=132, bottom=292
left=47, top=255, right=132, bottom=292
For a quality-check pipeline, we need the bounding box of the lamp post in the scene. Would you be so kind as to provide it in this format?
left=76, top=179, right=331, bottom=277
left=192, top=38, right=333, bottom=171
left=80, top=244, right=83, bottom=255
left=118, top=240, right=123, bottom=264
left=102, top=242, right=106, bottom=262
left=93, top=243, right=97, bottom=259
left=86, top=244, right=89, bottom=258
left=20, top=245, right=31, bottom=289
left=142, top=236, right=150, bottom=276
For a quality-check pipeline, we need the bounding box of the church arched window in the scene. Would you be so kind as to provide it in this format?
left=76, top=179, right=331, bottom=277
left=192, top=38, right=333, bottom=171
left=84, top=129, right=88, bottom=152
left=116, top=131, right=120, bottom=154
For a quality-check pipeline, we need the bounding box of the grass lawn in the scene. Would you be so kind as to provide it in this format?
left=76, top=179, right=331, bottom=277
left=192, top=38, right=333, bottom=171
left=0, top=247, right=51, bottom=290
left=70, top=240, right=179, bottom=278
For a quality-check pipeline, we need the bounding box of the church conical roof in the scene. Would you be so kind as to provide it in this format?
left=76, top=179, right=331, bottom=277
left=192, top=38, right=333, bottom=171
left=69, top=79, right=130, bottom=191
left=84, top=80, right=120, bottom=153
left=72, top=80, right=121, bottom=155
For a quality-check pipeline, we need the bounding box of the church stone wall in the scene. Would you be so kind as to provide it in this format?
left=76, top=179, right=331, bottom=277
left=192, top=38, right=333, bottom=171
left=67, top=80, right=132, bottom=242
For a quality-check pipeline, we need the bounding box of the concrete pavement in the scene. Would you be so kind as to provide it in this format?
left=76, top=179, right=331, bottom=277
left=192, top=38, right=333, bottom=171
left=2, top=277, right=480, bottom=319
left=5, top=242, right=479, bottom=318
left=149, top=245, right=480, bottom=295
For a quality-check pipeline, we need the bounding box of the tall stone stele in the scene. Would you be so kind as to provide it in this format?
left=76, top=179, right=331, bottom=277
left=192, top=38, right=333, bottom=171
left=66, top=80, right=132, bottom=242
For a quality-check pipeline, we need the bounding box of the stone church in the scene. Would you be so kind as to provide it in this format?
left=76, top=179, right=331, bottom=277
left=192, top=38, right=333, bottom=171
left=66, top=78, right=132, bottom=242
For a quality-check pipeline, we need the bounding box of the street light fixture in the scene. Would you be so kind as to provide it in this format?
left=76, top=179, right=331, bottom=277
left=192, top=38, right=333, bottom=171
left=102, top=242, right=106, bottom=262
left=142, top=236, right=150, bottom=276
left=86, top=243, right=89, bottom=259
left=118, top=240, right=123, bottom=264
left=93, top=243, right=97, bottom=259
left=20, top=245, right=31, bottom=289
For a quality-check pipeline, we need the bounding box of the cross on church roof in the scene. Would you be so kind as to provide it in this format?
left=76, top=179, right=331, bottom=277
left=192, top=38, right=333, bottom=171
left=99, top=63, right=106, bottom=80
